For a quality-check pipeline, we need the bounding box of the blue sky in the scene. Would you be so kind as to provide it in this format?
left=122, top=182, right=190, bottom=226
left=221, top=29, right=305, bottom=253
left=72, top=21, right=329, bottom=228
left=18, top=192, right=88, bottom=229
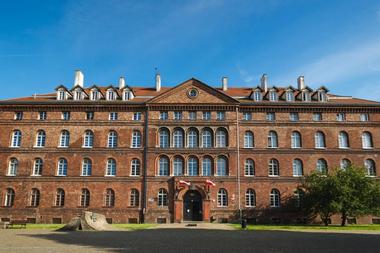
left=1, top=0, right=380, bottom=100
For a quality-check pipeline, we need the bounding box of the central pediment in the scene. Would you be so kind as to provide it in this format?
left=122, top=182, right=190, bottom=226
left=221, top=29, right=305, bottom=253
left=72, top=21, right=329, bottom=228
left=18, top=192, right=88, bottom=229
left=147, top=78, right=239, bottom=104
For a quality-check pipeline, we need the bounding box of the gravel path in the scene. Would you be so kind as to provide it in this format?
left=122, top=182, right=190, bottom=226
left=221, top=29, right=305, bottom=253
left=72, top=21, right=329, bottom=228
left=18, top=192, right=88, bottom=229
left=0, top=228, right=379, bottom=253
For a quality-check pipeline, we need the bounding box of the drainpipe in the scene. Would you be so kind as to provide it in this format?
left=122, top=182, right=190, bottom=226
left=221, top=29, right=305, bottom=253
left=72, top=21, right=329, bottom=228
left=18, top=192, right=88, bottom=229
left=236, top=106, right=242, bottom=222
left=142, top=107, right=149, bottom=223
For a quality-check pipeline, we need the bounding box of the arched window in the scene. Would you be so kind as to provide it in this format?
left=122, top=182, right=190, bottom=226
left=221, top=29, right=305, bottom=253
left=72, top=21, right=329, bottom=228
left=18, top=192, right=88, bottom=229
left=244, top=159, right=255, bottom=176
left=268, top=159, right=279, bottom=176
left=364, top=159, right=376, bottom=176
left=340, top=159, right=351, bottom=170
left=292, top=159, right=303, bottom=177
left=270, top=189, right=280, bottom=207
left=4, top=188, right=15, bottom=207
left=338, top=131, right=349, bottom=148
left=216, top=156, right=228, bottom=176
left=362, top=132, right=373, bottom=149
left=30, top=188, right=40, bottom=207
left=268, top=131, right=278, bottom=148
left=202, top=128, right=213, bottom=148
left=55, top=188, right=65, bottom=207
left=158, top=156, right=169, bottom=176
left=59, top=130, right=70, bottom=147
left=108, top=131, right=118, bottom=148
left=244, top=131, right=254, bottom=148
left=187, top=128, right=198, bottom=148
left=173, top=128, right=184, bottom=148
left=217, top=188, right=228, bottom=207
left=216, top=128, right=227, bottom=147
left=130, top=189, right=139, bottom=207
left=105, top=189, right=115, bottom=207
left=202, top=157, right=212, bottom=176
left=57, top=158, right=67, bottom=176
left=173, top=156, right=184, bottom=176
left=32, top=158, right=43, bottom=176
left=80, top=188, right=90, bottom=207
left=158, top=188, right=168, bottom=207
left=11, top=130, right=22, bottom=147
left=188, top=156, right=199, bottom=176
left=159, top=128, right=170, bottom=148
left=7, top=158, right=18, bottom=176
left=131, top=130, right=141, bottom=148
left=315, top=131, right=326, bottom=148
left=35, top=130, right=46, bottom=147
left=316, top=159, right=328, bottom=174
left=83, top=130, right=94, bottom=148
left=131, top=159, right=140, bottom=176
left=106, top=158, right=116, bottom=176
left=81, top=158, right=92, bottom=176
left=245, top=189, right=256, bottom=207
left=291, top=131, right=302, bottom=148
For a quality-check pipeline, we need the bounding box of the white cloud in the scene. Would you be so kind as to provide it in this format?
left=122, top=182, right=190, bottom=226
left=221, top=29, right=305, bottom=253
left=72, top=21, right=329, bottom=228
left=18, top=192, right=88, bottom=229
left=236, top=65, right=260, bottom=84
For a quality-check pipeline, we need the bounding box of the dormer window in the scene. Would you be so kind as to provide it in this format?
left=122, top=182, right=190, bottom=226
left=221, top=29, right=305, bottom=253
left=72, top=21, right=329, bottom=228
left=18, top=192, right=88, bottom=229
left=73, top=90, right=83, bottom=100
left=107, top=90, right=116, bottom=100
left=253, top=91, right=262, bottom=101
left=269, top=91, right=277, bottom=102
left=57, top=90, right=66, bottom=100
left=90, top=90, right=100, bottom=100
left=123, top=91, right=134, bottom=101
left=318, top=91, right=327, bottom=102
left=286, top=91, right=294, bottom=102
left=302, top=91, right=310, bottom=102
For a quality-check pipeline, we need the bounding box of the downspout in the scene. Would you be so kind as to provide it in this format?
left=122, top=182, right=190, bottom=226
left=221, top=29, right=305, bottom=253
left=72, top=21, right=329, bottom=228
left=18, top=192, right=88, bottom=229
left=236, top=106, right=241, bottom=221
left=142, top=107, right=149, bottom=223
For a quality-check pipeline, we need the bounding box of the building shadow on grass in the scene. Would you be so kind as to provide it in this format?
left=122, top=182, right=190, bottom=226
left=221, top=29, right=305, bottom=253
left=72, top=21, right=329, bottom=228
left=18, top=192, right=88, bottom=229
left=20, top=228, right=380, bottom=253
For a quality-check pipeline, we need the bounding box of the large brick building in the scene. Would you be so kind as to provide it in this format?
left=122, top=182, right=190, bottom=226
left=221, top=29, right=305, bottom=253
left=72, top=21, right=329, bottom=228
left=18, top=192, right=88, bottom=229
left=0, top=71, right=379, bottom=224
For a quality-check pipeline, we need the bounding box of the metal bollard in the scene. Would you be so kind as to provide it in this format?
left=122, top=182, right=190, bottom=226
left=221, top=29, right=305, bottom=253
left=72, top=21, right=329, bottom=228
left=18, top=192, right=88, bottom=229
left=241, top=219, right=247, bottom=229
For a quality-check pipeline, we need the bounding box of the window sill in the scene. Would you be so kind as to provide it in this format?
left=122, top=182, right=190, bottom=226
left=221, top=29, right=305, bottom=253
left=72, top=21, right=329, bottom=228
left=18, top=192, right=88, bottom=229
left=105, top=175, right=116, bottom=177
left=82, top=146, right=93, bottom=149
left=293, top=175, right=303, bottom=177
left=315, top=147, right=326, bottom=150
left=33, top=146, right=45, bottom=148
left=55, top=175, right=67, bottom=177
left=31, top=175, right=41, bottom=177
left=268, top=175, right=280, bottom=177
left=6, top=175, right=16, bottom=177
left=244, top=175, right=255, bottom=177
left=57, top=146, right=69, bottom=148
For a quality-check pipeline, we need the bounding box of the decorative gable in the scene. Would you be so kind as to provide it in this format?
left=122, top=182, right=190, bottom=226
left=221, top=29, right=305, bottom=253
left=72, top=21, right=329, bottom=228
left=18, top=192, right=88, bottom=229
left=147, top=78, right=239, bottom=104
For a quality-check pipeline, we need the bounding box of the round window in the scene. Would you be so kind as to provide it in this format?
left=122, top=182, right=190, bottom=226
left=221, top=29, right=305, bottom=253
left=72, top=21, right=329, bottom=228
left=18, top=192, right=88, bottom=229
left=188, top=88, right=198, bottom=98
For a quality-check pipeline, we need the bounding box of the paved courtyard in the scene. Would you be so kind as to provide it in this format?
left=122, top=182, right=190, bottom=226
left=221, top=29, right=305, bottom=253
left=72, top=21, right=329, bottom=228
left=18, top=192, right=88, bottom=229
left=0, top=228, right=379, bottom=253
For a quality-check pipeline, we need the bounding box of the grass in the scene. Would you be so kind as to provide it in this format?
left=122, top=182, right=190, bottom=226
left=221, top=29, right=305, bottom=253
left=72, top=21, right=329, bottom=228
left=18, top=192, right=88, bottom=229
left=112, top=224, right=157, bottom=230
left=25, top=224, right=65, bottom=230
left=232, top=224, right=380, bottom=231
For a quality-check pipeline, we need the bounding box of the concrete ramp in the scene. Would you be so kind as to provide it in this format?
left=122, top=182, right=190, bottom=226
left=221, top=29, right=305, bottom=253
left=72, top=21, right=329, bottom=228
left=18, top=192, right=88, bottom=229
left=59, top=211, right=116, bottom=231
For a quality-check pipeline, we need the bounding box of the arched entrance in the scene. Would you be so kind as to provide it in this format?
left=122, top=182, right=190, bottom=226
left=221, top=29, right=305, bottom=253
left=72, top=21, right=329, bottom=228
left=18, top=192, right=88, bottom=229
left=183, top=190, right=203, bottom=221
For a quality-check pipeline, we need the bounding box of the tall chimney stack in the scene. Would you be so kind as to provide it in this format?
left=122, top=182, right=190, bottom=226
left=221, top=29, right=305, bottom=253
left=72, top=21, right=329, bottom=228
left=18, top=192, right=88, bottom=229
left=297, top=76, right=305, bottom=90
left=260, top=74, right=268, bottom=92
left=119, top=76, right=126, bottom=89
left=74, top=70, right=84, bottom=87
left=155, top=72, right=161, bottom=92
left=222, top=76, right=228, bottom=91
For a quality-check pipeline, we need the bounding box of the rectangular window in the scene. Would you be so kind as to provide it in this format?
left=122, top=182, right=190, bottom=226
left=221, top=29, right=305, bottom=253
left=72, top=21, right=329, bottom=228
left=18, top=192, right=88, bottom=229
left=62, top=111, right=70, bottom=121
left=313, top=112, right=322, bottom=121
left=38, top=111, right=47, bottom=120
left=133, top=112, right=142, bottom=121
left=189, top=111, right=197, bottom=120
left=243, top=112, right=252, bottom=121
left=109, top=112, right=118, bottom=121
left=202, top=111, right=211, bottom=120
left=360, top=113, right=369, bottom=122
left=86, top=111, right=94, bottom=120
left=216, top=111, right=225, bottom=120
left=174, top=111, right=182, bottom=120
left=337, top=113, right=346, bottom=122
left=14, top=112, right=23, bottom=120
left=159, top=111, right=168, bottom=120
left=289, top=112, right=299, bottom=122
left=266, top=112, right=275, bottom=121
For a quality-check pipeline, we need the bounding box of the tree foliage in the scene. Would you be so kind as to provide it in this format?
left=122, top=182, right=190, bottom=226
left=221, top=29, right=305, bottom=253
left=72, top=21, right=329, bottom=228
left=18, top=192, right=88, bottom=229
left=302, top=166, right=380, bottom=226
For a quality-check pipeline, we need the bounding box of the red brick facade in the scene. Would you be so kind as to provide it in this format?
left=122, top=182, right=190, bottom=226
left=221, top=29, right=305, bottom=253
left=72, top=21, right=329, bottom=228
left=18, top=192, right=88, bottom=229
left=0, top=77, right=379, bottom=224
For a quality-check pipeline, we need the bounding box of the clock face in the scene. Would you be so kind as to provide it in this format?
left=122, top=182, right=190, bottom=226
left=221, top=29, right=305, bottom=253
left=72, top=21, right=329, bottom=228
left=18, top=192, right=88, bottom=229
left=188, top=88, right=198, bottom=99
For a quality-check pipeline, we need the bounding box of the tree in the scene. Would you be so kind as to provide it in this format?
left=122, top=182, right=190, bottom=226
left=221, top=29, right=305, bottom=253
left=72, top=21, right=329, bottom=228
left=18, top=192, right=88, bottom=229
left=302, top=166, right=380, bottom=226
left=334, top=166, right=380, bottom=226
left=301, top=172, right=339, bottom=226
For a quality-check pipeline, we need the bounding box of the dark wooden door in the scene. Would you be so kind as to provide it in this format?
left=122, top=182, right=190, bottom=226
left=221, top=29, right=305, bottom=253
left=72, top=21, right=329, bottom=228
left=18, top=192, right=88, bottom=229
left=183, top=190, right=203, bottom=221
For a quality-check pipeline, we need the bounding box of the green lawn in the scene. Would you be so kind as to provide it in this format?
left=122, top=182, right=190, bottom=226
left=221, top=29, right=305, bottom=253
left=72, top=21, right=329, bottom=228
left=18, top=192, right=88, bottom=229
left=25, top=224, right=65, bottom=230
left=232, top=224, right=380, bottom=231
